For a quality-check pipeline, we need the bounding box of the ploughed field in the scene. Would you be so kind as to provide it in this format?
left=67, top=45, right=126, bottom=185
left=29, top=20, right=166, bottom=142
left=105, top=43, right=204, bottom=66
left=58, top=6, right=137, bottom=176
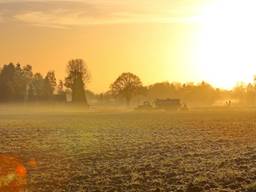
left=0, top=110, right=256, bottom=192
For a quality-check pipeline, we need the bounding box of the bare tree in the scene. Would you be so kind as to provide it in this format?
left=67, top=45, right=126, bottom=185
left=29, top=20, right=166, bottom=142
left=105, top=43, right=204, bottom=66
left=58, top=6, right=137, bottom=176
left=110, top=72, right=143, bottom=105
left=65, top=59, right=90, bottom=104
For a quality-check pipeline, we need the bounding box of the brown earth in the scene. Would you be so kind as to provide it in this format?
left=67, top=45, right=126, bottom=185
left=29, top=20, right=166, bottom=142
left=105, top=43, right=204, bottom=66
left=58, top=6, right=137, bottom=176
left=0, top=110, right=256, bottom=192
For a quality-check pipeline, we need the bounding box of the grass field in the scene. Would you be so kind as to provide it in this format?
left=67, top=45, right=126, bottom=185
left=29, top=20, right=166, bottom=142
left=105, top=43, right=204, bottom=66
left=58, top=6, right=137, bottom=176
left=0, top=107, right=256, bottom=192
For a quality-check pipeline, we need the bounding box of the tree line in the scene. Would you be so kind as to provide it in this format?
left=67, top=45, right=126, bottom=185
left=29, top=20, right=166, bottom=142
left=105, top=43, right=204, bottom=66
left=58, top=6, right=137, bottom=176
left=1, top=59, right=256, bottom=106
left=0, top=59, right=89, bottom=103
left=0, top=59, right=145, bottom=105
left=0, top=63, right=57, bottom=102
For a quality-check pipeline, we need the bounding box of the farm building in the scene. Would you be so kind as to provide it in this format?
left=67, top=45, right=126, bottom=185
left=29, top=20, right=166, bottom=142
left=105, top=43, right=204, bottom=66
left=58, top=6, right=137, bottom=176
left=155, top=99, right=182, bottom=110
left=135, top=101, right=154, bottom=111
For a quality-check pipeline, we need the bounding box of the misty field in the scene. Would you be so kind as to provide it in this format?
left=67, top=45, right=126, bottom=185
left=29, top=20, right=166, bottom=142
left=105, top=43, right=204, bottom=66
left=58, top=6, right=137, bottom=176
left=0, top=108, right=256, bottom=192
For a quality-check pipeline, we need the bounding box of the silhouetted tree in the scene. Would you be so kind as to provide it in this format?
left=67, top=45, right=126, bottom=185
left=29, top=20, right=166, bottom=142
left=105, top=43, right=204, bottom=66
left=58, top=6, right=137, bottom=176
left=43, top=71, right=57, bottom=100
left=65, top=59, right=90, bottom=104
left=29, top=73, right=45, bottom=101
left=13, top=64, right=25, bottom=100
left=0, top=63, right=33, bottom=101
left=21, top=65, right=33, bottom=101
left=0, top=63, right=16, bottom=101
left=110, top=72, right=143, bottom=105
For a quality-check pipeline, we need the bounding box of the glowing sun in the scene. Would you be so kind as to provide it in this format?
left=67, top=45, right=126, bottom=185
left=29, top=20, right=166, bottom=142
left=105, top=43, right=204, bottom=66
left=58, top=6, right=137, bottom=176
left=197, top=0, right=256, bottom=89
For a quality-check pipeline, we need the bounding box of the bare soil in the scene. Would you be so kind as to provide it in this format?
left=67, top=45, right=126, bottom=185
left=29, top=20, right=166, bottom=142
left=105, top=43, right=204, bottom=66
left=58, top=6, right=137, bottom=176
left=0, top=110, right=256, bottom=192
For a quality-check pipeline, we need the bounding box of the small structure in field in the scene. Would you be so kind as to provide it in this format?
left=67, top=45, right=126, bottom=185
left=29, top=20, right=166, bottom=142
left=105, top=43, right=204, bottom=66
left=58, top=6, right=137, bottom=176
left=135, top=101, right=154, bottom=111
left=155, top=99, right=182, bottom=111
left=135, top=99, right=186, bottom=111
left=180, top=103, right=189, bottom=111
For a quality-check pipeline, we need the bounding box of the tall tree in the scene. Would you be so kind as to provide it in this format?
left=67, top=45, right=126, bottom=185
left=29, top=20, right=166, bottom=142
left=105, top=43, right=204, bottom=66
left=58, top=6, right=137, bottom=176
left=65, top=59, right=90, bottom=104
left=43, top=71, right=57, bottom=100
left=29, top=73, right=45, bottom=101
left=0, top=63, right=16, bottom=101
left=21, top=65, right=33, bottom=101
left=110, top=72, right=143, bottom=105
left=0, top=63, right=33, bottom=102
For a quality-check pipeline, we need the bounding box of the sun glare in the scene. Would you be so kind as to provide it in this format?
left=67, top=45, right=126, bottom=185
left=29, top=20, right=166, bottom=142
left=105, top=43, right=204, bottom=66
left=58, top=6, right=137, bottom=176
left=197, top=0, right=256, bottom=89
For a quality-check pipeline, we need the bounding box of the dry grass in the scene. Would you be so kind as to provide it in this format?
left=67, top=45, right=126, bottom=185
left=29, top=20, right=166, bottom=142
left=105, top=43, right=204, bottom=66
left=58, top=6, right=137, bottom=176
left=0, top=108, right=256, bottom=192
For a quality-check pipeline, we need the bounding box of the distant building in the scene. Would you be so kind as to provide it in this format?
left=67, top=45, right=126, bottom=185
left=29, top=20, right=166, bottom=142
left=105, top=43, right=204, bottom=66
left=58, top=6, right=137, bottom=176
left=135, top=101, right=153, bottom=111
left=155, top=99, right=181, bottom=111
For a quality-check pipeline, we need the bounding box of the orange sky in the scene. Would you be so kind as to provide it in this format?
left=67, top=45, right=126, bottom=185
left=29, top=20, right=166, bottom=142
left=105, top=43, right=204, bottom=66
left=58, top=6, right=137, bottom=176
left=1, top=0, right=256, bottom=92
